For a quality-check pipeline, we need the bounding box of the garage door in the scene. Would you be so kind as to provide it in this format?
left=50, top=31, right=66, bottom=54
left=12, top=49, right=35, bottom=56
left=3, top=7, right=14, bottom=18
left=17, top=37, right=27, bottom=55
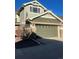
left=36, top=24, right=58, bottom=38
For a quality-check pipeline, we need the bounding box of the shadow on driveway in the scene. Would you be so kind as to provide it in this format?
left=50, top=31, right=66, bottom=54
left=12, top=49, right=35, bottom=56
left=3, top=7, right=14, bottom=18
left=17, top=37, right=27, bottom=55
left=15, top=33, right=63, bottom=59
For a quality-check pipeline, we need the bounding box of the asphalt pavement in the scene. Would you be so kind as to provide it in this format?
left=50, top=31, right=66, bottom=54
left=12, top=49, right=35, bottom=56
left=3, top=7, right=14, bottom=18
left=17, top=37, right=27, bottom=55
left=15, top=33, right=63, bottom=59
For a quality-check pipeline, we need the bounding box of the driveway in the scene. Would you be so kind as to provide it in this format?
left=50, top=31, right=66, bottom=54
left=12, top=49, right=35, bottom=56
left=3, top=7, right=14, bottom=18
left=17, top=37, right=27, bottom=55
left=16, top=38, right=63, bottom=59
left=15, top=33, right=63, bottom=59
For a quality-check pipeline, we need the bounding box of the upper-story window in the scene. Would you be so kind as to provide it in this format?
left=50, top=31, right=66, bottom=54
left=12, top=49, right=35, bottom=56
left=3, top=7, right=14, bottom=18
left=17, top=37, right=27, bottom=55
left=30, top=6, right=40, bottom=13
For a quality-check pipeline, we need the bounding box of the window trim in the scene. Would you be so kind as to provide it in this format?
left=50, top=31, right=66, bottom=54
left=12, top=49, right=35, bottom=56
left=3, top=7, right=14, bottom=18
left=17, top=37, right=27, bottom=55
left=30, top=6, right=40, bottom=13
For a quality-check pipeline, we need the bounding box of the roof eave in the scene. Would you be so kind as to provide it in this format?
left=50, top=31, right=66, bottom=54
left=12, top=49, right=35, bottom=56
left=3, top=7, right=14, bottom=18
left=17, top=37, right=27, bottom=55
left=30, top=11, right=63, bottom=23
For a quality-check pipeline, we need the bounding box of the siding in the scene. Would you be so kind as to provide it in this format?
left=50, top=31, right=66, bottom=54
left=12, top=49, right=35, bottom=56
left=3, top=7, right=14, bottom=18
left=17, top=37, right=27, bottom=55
left=33, top=18, right=61, bottom=23
left=20, top=10, right=25, bottom=25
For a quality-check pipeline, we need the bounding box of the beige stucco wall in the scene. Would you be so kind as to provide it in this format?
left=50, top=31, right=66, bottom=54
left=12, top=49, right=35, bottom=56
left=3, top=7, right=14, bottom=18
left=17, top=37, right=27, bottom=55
left=59, top=25, right=63, bottom=39
left=20, top=9, right=25, bottom=25
left=16, top=14, right=20, bottom=22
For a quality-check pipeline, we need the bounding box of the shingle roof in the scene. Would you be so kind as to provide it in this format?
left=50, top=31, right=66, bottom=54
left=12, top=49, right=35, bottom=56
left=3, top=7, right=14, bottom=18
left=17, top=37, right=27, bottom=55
left=58, top=16, right=63, bottom=20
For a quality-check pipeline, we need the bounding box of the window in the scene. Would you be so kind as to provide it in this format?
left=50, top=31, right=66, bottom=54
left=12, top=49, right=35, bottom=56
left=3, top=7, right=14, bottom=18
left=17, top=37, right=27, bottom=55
left=38, top=8, right=40, bottom=13
left=30, top=6, right=40, bottom=13
left=33, top=7, right=37, bottom=13
left=30, top=6, right=33, bottom=12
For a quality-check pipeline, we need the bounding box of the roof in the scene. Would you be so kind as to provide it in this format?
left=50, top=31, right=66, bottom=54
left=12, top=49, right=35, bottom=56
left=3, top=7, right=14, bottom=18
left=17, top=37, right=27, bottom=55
left=23, top=0, right=47, bottom=10
left=29, top=11, right=63, bottom=22
left=18, top=0, right=48, bottom=13
left=58, top=16, right=63, bottom=20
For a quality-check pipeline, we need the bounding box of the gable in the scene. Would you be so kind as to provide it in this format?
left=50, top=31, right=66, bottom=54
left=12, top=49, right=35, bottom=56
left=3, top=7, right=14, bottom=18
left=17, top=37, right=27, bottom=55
left=24, top=4, right=46, bottom=18
left=32, top=17, right=61, bottom=24
left=31, top=12, right=62, bottom=24
left=22, top=1, right=48, bottom=19
left=23, top=1, right=47, bottom=11
left=30, top=11, right=63, bottom=23
left=41, top=13, right=56, bottom=19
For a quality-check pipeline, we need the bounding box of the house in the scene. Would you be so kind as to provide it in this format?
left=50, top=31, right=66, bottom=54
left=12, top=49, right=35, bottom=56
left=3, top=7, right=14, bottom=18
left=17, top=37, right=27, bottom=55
left=15, top=0, right=63, bottom=41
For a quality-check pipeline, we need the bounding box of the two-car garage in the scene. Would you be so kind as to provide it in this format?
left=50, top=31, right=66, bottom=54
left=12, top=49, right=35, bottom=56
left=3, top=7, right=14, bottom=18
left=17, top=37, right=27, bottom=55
left=36, top=24, right=58, bottom=38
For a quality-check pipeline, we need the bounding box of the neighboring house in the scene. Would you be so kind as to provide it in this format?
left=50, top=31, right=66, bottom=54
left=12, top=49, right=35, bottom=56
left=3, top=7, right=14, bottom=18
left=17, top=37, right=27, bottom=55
left=15, top=0, right=63, bottom=41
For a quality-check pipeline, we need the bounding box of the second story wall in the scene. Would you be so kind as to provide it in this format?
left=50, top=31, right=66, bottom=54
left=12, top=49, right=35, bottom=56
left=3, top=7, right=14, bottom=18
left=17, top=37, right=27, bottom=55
left=19, top=1, right=48, bottom=24
left=20, top=9, right=25, bottom=25
left=24, top=4, right=46, bottom=19
left=15, top=14, right=20, bottom=23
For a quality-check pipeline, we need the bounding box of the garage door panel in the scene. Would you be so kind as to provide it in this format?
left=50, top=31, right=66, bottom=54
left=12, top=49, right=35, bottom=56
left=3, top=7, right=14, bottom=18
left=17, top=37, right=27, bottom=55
left=36, top=24, right=58, bottom=38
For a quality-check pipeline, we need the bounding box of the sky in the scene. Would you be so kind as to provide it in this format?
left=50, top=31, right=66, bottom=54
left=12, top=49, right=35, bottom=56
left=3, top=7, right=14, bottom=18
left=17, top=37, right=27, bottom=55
left=15, top=0, right=63, bottom=16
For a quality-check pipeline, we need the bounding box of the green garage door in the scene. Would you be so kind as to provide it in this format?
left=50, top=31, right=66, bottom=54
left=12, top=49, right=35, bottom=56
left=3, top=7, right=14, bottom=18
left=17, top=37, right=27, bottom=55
left=36, top=24, right=58, bottom=38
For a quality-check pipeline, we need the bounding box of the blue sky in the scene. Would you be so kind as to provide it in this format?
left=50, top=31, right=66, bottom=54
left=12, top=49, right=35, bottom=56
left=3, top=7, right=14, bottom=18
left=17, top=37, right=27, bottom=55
left=15, top=0, right=63, bottom=16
